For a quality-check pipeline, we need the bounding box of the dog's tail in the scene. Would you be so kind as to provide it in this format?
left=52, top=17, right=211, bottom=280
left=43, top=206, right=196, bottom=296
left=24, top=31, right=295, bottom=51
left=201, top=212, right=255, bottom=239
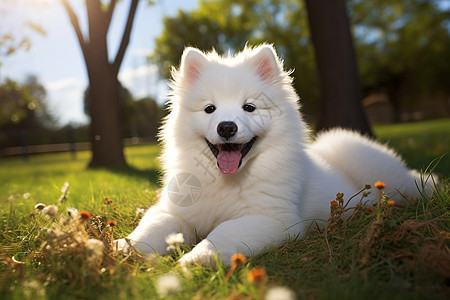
left=309, top=129, right=436, bottom=202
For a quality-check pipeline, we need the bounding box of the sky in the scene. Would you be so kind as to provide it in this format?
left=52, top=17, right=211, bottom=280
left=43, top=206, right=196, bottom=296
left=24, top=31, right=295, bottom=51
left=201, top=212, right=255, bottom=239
left=1, top=0, right=199, bottom=126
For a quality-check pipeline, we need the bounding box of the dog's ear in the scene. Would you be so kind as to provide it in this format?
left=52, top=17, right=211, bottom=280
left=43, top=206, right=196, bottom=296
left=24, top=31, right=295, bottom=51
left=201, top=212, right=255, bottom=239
left=249, top=45, right=282, bottom=82
left=180, top=47, right=208, bottom=84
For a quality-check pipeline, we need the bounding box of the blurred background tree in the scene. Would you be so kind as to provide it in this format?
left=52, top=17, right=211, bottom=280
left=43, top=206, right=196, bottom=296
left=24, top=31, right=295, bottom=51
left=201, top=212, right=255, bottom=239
left=151, top=0, right=450, bottom=131
left=0, top=76, right=57, bottom=147
left=352, top=0, right=450, bottom=122
left=61, top=0, right=140, bottom=168
left=83, top=83, right=165, bottom=142
left=151, top=0, right=318, bottom=116
left=1, top=0, right=448, bottom=161
left=305, top=0, right=372, bottom=134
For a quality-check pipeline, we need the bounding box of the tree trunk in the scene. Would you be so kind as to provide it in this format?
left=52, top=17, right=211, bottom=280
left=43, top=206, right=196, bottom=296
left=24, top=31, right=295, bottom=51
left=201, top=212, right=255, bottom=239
left=84, top=0, right=126, bottom=168
left=305, top=0, right=372, bottom=136
left=86, top=63, right=126, bottom=167
left=61, top=0, right=139, bottom=168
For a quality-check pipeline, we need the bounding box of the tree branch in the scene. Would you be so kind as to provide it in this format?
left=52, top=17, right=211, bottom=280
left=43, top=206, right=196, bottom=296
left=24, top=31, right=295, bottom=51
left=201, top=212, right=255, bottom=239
left=112, top=0, right=139, bottom=76
left=105, top=0, right=118, bottom=29
left=60, top=0, right=87, bottom=58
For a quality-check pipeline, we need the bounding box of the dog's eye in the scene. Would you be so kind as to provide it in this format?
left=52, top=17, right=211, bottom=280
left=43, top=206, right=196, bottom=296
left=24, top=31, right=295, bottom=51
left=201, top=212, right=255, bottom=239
left=204, top=104, right=216, bottom=114
left=243, top=103, right=256, bottom=113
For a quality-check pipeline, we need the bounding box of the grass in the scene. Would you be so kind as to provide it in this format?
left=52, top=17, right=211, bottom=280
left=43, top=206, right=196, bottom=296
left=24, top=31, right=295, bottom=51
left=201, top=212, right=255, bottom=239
left=373, top=118, right=450, bottom=177
left=0, top=119, right=449, bottom=299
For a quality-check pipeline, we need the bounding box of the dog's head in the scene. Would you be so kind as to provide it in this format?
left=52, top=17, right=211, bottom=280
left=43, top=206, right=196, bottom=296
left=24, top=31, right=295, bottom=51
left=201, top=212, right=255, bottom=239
left=168, top=45, right=297, bottom=175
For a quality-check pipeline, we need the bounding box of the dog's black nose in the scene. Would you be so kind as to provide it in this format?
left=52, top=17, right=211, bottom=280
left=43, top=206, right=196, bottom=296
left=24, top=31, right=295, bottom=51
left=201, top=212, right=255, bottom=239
left=217, top=121, right=238, bottom=140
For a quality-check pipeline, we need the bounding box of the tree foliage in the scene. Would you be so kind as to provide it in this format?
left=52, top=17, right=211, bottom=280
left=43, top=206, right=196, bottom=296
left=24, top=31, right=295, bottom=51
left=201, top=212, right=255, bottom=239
left=0, top=76, right=54, bottom=128
left=0, top=1, right=46, bottom=60
left=151, top=0, right=319, bottom=114
left=0, top=76, right=57, bottom=147
left=152, top=0, right=450, bottom=122
left=352, top=0, right=450, bottom=120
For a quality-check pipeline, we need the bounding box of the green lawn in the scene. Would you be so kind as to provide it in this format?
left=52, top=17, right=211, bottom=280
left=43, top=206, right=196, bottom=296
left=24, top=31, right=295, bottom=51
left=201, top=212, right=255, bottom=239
left=0, top=119, right=449, bottom=299
left=373, top=118, right=449, bottom=177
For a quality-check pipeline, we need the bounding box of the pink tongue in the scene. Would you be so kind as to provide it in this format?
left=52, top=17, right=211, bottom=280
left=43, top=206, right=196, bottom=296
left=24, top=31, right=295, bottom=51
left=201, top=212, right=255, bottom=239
left=217, top=151, right=242, bottom=174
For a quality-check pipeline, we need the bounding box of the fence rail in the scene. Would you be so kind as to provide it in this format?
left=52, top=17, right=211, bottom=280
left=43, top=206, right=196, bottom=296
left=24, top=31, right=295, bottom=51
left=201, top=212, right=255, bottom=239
left=0, top=138, right=154, bottom=158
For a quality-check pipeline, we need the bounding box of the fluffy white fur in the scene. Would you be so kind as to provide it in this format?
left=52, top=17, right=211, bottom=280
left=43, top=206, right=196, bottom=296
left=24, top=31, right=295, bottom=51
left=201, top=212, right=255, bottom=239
left=116, top=45, right=431, bottom=266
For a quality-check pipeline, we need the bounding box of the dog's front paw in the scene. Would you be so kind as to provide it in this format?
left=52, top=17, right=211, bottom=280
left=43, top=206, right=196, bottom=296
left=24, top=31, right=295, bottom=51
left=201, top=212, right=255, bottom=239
left=178, top=239, right=218, bottom=268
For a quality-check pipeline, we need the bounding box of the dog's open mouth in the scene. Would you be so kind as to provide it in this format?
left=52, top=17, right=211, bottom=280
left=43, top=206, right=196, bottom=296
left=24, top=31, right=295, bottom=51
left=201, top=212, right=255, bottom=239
left=205, top=137, right=257, bottom=174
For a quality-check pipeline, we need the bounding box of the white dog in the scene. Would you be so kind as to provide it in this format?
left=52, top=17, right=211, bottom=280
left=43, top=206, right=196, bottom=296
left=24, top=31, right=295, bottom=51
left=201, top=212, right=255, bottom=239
left=117, top=45, right=430, bottom=266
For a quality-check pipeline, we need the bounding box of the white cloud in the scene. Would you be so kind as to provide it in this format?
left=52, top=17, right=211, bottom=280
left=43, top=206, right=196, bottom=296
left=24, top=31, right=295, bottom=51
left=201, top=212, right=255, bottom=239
left=131, top=48, right=153, bottom=58
left=44, top=77, right=88, bottom=126
left=119, top=63, right=167, bottom=102
left=46, top=77, right=83, bottom=91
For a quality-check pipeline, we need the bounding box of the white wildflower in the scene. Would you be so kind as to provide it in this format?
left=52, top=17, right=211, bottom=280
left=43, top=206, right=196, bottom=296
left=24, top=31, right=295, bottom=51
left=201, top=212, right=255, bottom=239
left=23, top=193, right=30, bottom=199
left=85, top=239, right=104, bottom=262
left=66, top=207, right=79, bottom=219
left=46, top=224, right=64, bottom=239
left=265, top=286, right=296, bottom=300
left=135, top=208, right=145, bottom=217
left=42, top=205, right=58, bottom=219
left=73, top=231, right=85, bottom=244
left=59, top=207, right=79, bottom=226
left=155, top=273, right=182, bottom=297
left=165, top=232, right=184, bottom=252
left=35, top=203, right=46, bottom=211
left=60, top=181, right=69, bottom=193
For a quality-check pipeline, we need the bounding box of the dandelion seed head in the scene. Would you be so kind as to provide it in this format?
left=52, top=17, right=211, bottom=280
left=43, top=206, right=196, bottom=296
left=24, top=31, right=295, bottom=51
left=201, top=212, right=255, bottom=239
left=60, top=208, right=79, bottom=226
left=23, top=193, right=30, bottom=199
left=156, top=273, right=182, bottom=297
left=265, top=286, right=296, bottom=300
left=42, top=205, right=58, bottom=219
left=73, top=231, right=85, bottom=244
left=66, top=207, right=79, bottom=219
left=135, top=208, right=145, bottom=217
left=60, top=181, right=69, bottom=193
left=165, top=233, right=184, bottom=252
left=46, top=224, right=63, bottom=239
left=85, top=239, right=104, bottom=260
left=57, top=182, right=70, bottom=204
